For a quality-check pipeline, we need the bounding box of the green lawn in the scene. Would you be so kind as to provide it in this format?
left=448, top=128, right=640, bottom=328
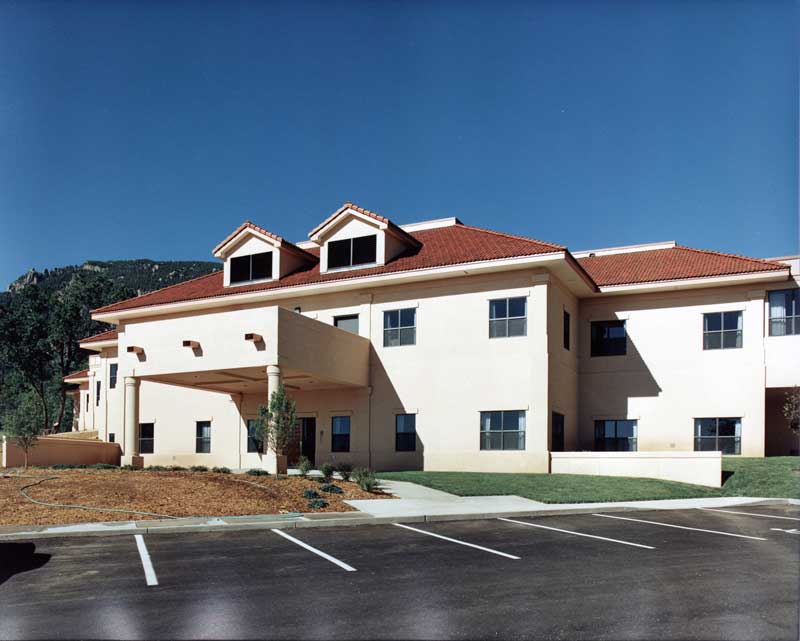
left=378, top=457, right=800, bottom=504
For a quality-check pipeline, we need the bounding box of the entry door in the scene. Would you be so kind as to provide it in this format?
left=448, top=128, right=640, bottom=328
left=301, top=417, right=316, bottom=466
left=551, top=412, right=565, bottom=452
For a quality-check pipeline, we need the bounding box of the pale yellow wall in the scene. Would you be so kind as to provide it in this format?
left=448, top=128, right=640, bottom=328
left=578, top=284, right=778, bottom=457
left=547, top=275, right=580, bottom=452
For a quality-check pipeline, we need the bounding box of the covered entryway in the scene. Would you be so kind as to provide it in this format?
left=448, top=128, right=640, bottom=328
left=766, top=388, right=799, bottom=456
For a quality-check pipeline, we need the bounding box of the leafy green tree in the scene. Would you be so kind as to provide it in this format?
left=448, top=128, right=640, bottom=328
left=256, top=383, right=297, bottom=456
left=2, top=391, right=45, bottom=470
left=784, top=386, right=800, bottom=451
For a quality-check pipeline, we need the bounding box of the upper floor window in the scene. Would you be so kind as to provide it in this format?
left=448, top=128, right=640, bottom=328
left=769, top=289, right=799, bottom=336
left=694, top=417, right=741, bottom=455
left=480, top=410, right=526, bottom=450
left=334, top=314, right=359, bottom=335
left=594, top=419, right=637, bottom=451
left=489, top=297, right=527, bottom=338
left=703, top=311, right=742, bottom=350
left=384, top=308, right=416, bottom=347
left=230, top=251, right=273, bottom=284
left=591, top=320, right=626, bottom=357
left=109, top=364, right=118, bottom=389
left=563, top=310, right=571, bottom=350
left=327, top=235, right=377, bottom=269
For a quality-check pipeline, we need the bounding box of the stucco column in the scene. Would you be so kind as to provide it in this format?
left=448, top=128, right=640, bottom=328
left=263, top=365, right=281, bottom=473
left=123, top=377, right=140, bottom=465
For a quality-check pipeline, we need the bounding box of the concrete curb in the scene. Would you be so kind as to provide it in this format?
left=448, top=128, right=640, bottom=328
left=0, top=497, right=794, bottom=542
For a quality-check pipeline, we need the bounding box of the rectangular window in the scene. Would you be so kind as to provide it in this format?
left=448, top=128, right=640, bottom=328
left=95, top=381, right=101, bottom=406
left=591, top=320, right=627, bottom=356
left=480, top=410, right=526, bottom=450
left=85, top=392, right=89, bottom=412
left=703, top=311, right=742, bottom=350
left=327, top=235, right=377, bottom=269
left=694, top=417, right=741, bottom=455
left=395, top=414, right=416, bottom=452
left=331, top=416, right=351, bottom=452
left=594, top=420, right=637, bottom=451
left=768, top=289, right=800, bottom=336
left=563, top=310, right=571, bottom=350
left=384, top=308, right=416, bottom=347
left=230, top=252, right=273, bottom=284
left=334, top=314, right=359, bottom=335
left=109, top=363, right=118, bottom=389
left=196, top=421, right=211, bottom=453
left=489, top=297, right=527, bottom=338
left=246, top=419, right=263, bottom=453
left=109, top=433, right=115, bottom=443
left=139, top=423, right=154, bottom=454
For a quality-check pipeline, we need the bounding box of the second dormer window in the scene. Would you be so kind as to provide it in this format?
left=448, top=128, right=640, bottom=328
left=328, top=235, right=377, bottom=269
left=230, top=252, right=273, bottom=284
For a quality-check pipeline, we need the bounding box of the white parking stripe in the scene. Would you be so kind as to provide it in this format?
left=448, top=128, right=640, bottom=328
left=498, top=517, right=655, bottom=549
left=134, top=535, right=158, bottom=586
left=271, top=529, right=356, bottom=572
left=593, top=513, right=768, bottom=541
left=393, top=523, right=520, bottom=559
left=700, top=508, right=800, bottom=522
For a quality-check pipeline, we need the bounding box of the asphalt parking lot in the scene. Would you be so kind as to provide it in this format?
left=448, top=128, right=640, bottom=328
left=1, top=505, right=798, bottom=640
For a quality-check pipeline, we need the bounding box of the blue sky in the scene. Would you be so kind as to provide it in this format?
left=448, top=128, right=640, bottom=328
left=0, top=0, right=797, bottom=288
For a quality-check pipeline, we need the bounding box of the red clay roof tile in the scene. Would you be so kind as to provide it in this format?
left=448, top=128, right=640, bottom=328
left=78, top=328, right=119, bottom=343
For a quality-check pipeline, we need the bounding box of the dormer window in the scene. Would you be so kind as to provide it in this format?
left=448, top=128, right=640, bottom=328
left=327, top=235, right=377, bottom=269
left=230, top=251, right=273, bottom=284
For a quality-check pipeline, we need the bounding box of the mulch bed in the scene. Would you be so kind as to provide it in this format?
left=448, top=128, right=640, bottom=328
left=0, top=469, right=392, bottom=527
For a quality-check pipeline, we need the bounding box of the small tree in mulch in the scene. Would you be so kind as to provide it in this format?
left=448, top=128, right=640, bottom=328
left=256, top=383, right=296, bottom=470
left=784, top=386, right=800, bottom=452
left=2, top=392, right=44, bottom=471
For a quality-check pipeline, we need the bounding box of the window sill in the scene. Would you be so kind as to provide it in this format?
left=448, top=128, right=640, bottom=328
left=324, top=262, right=380, bottom=274
left=227, top=276, right=275, bottom=288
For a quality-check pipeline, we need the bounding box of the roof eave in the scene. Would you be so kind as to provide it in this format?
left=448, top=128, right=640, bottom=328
left=594, top=268, right=790, bottom=295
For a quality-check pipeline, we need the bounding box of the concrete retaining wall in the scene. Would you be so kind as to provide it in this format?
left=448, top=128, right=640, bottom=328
left=2, top=435, right=121, bottom=468
left=550, top=451, right=722, bottom=488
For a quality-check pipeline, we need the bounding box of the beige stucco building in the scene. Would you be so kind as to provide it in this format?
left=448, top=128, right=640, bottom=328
left=64, top=203, right=800, bottom=473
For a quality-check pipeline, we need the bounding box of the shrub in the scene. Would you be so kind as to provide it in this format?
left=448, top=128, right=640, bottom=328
left=320, top=462, right=335, bottom=481
left=246, top=468, right=270, bottom=476
left=88, top=463, right=117, bottom=470
left=297, top=456, right=312, bottom=477
left=336, top=462, right=353, bottom=482
left=190, top=465, right=209, bottom=472
left=307, top=499, right=328, bottom=510
left=356, top=470, right=379, bottom=493
left=352, top=467, right=370, bottom=483
left=53, top=463, right=86, bottom=469
left=303, top=489, right=320, bottom=499
left=168, top=465, right=187, bottom=471
left=212, top=466, right=231, bottom=474
left=319, top=483, right=342, bottom=494
left=145, top=465, right=168, bottom=471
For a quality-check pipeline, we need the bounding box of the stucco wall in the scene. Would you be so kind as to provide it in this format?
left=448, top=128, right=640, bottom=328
left=2, top=435, right=121, bottom=468
left=550, top=451, right=722, bottom=487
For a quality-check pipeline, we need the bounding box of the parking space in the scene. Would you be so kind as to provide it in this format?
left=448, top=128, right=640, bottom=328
left=0, top=507, right=798, bottom=639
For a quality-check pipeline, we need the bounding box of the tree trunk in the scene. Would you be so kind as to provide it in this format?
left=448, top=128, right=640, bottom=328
left=55, top=384, right=67, bottom=433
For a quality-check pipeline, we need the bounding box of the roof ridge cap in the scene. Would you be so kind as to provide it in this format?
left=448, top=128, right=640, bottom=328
left=676, top=245, right=788, bottom=269
left=457, top=223, right=565, bottom=251
left=91, top=270, right=222, bottom=314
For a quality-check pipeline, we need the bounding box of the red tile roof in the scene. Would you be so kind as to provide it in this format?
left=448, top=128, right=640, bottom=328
left=79, top=328, right=119, bottom=343
left=578, top=246, right=787, bottom=287
left=309, top=202, right=422, bottom=248
left=94, top=223, right=564, bottom=314
left=212, top=221, right=316, bottom=259
left=64, top=369, right=89, bottom=381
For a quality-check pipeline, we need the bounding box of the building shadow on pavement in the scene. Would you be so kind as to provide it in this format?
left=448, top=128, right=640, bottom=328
left=0, top=543, right=51, bottom=586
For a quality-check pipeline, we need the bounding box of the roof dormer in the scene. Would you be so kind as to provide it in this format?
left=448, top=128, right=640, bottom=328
left=213, top=221, right=316, bottom=287
left=309, top=203, right=422, bottom=274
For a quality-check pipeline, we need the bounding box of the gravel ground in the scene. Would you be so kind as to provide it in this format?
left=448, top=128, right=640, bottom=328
left=0, top=469, right=392, bottom=526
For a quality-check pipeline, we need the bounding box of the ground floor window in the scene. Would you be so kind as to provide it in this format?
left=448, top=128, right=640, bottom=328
left=594, top=419, right=637, bottom=451
left=246, top=419, right=263, bottom=453
left=480, top=410, right=526, bottom=450
left=694, top=417, right=741, bottom=455
left=331, top=416, right=350, bottom=452
left=139, top=423, right=154, bottom=454
left=108, top=433, right=115, bottom=443
left=395, top=414, right=416, bottom=451
left=196, top=421, right=211, bottom=453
